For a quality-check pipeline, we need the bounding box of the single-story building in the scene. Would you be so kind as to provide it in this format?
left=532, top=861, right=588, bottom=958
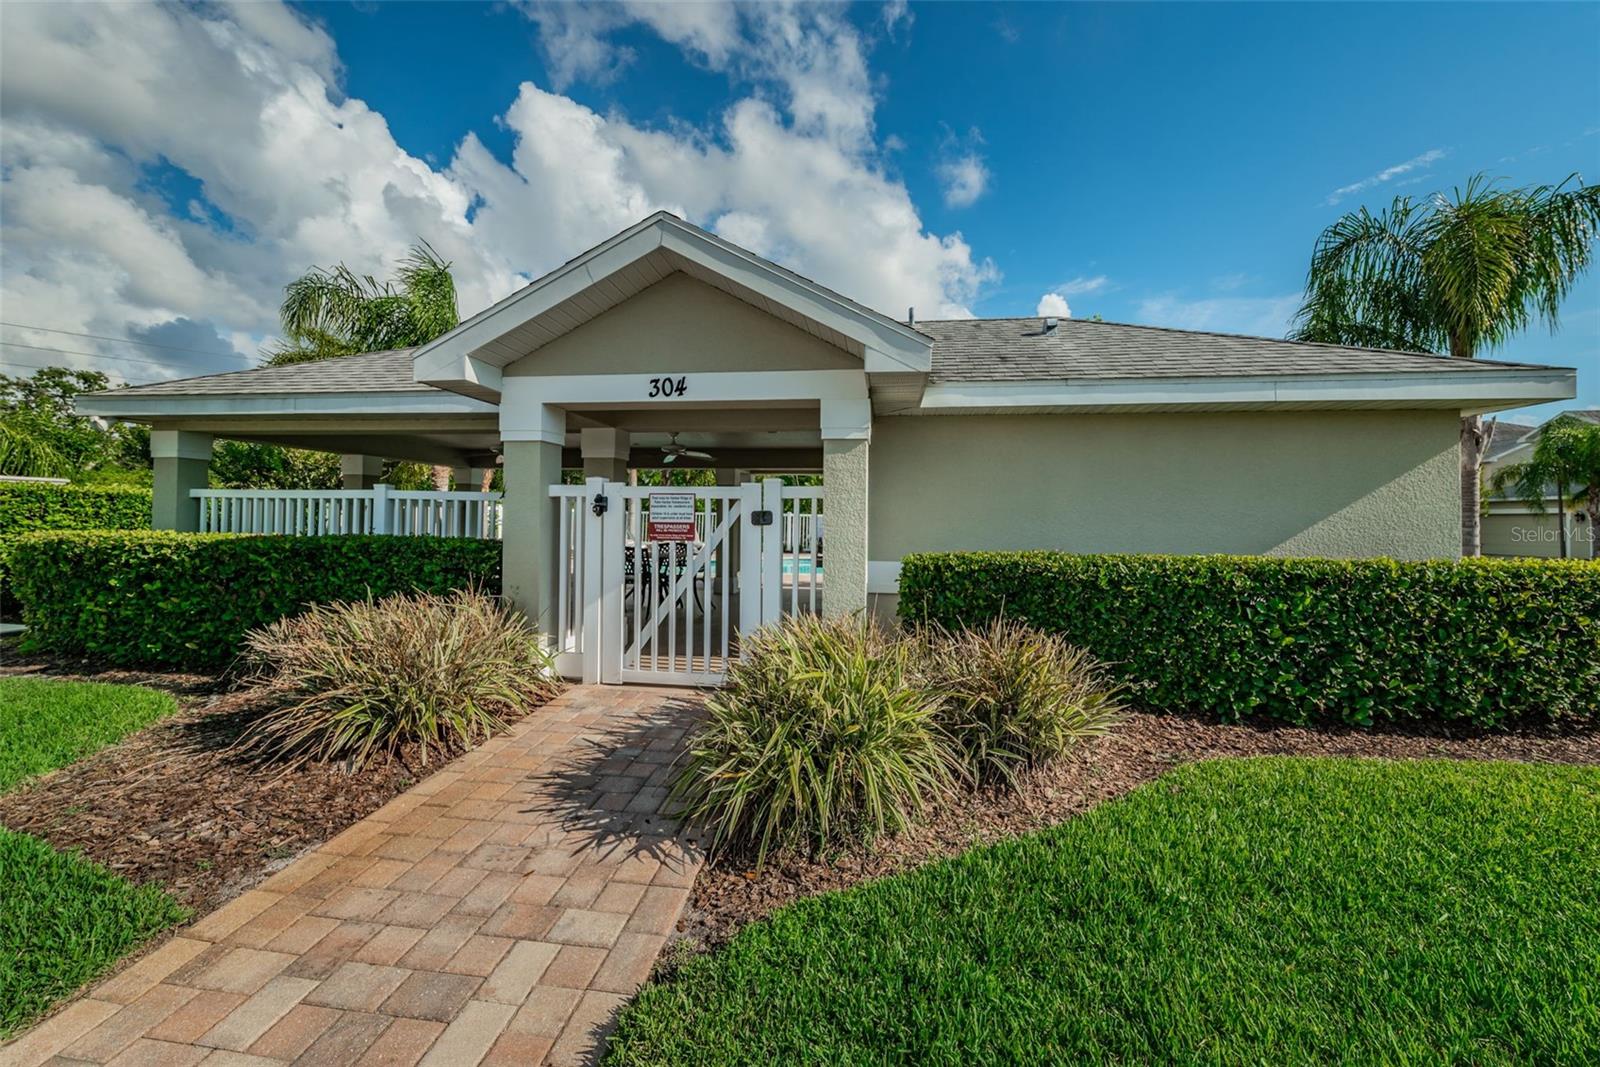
left=1481, top=409, right=1599, bottom=560
left=76, top=212, right=1578, bottom=684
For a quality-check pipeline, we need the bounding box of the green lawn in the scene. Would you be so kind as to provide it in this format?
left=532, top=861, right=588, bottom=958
left=0, top=677, right=177, bottom=791
left=0, top=828, right=185, bottom=1037
left=0, top=678, right=186, bottom=1038
left=607, top=757, right=1600, bottom=1065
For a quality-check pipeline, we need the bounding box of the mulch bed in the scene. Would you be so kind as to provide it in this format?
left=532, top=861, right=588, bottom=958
left=682, top=710, right=1600, bottom=949
left=0, top=644, right=484, bottom=916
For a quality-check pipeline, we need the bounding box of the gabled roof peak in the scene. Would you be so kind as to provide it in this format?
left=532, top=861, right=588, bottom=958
left=410, top=213, right=933, bottom=401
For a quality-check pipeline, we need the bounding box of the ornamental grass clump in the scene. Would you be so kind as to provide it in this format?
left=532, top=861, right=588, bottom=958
left=237, top=589, right=560, bottom=770
left=915, top=618, right=1125, bottom=788
left=672, top=614, right=956, bottom=866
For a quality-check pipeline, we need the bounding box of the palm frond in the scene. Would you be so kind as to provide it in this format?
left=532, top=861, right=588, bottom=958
left=1292, top=197, right=1440, bottom=351
left=1491, top=414, right=1600, bottom=512
left=0, top=416, right=72, bottom=477
left=397, top=240, right=460, bottom=345
left=274, top=240, right=460, bottom=363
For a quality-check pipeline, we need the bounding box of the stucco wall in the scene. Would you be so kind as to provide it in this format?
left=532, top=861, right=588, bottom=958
left=505, top=272, right=859, bottom=377
left=822, top=437, right=870, bottom=616
left=1483, top=511, right=1596, bottom=559
left=868, top=410, right=1462, bottom=562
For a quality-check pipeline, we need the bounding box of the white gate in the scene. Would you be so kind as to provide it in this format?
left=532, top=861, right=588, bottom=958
left=548, top=477, right=822, bottom=686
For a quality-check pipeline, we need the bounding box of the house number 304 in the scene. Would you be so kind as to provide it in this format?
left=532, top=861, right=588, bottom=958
left=648, top=376, right=688, bottom=398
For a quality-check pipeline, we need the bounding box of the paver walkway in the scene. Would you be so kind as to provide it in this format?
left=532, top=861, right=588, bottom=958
left=5, top=686, right=705, bottom=1067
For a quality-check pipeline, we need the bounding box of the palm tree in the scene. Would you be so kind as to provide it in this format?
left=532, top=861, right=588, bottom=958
left=269, top=242, right=461, bottom=487
left=1491, top=415, right=1600, bottom=559
left=269, top=242, right=459, bottom=364
left=0, top=417, right=70, bottom=478
left=1292, top=175, right=1600, bottom=555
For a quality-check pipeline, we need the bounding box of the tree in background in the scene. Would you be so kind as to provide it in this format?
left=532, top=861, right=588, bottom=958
left=1490, top=414, right=1600, bottom=559
left=268, top=241, right=458, bottom=365
left=1292, top=175, right=1600, bottom=555
left=0, top=367, right=147, bottom=480
left=268, top=241, right=462, bottom=488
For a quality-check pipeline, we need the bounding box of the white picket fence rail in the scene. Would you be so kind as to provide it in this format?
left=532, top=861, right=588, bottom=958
left=191, top=486, right=503, bottom=539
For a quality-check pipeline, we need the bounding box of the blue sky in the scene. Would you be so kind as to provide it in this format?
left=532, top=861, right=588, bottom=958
left=2, top=1, right=1596, bottom=419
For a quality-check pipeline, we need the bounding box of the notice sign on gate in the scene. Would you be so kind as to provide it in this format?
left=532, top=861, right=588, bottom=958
left=646, top=492, right=697, bottom=541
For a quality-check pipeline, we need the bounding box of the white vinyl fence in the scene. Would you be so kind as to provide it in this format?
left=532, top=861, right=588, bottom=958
left=191, top=485, right=503, bottom=539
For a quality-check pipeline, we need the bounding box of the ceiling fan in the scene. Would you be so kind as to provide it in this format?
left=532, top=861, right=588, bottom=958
left=660, top=433, right=715, bottom=464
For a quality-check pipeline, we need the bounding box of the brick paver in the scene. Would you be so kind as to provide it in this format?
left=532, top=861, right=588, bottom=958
left=3, top=687, right=704, bottom=1067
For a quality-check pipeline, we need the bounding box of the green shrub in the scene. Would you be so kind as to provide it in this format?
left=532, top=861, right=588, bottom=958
left=8, top=531, right=502, bottom=667
left=672, top=615, right=956, bottom=865
left=236, top=590, right=560, bottom=770
left=0, top=482, right=150, bottom=611
left=913, top=618, right=1125, bottom=787
left=898, top=552, right=1600, bottom=727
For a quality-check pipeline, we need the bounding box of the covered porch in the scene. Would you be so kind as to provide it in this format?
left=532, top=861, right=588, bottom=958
left=76, top=213, right=938, bottom=682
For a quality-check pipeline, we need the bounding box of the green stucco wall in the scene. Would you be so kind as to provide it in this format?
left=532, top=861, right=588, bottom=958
left=506, top=272, right=859, bottom=377
left=868, top=410, right=1462, bottom=561
left=1483, top=511, right=1596, bottom=559
left=822, top=437, right=869, bottom=616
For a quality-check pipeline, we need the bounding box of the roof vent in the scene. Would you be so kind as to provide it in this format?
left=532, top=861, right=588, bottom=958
left=1043, top=317, right=1058, bottom=331
left=907, top=306, right=915, bottom=326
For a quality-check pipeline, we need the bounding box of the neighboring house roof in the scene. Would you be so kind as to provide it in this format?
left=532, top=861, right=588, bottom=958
left=916, top=317, right=1555, bottom=383
left=1486, top=408, right=1600, bottom=463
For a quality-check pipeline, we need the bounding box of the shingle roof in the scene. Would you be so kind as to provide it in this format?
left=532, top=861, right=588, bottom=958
left=91, top=317, right=1563, bottom=403
left=96, top=349, right=428, bottom=396
left=1486, top=408, right=1600, bottom=460
left=916, top=317, right=1556, bottom=382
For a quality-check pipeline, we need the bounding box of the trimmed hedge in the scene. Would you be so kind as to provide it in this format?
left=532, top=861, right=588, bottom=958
left=9, top=531, right=502, bottom=667
left=0, top=483, right=150, bottom=610
left=897, top=552, right=1600, bottom=727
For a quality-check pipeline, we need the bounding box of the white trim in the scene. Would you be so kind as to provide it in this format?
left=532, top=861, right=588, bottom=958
left=499, top=370, right=872, bottom=442
left=1488, top=504, right=1592, bottom=517
left=500, top=403, right=567, bottom=446
left=918, top=368, right=1576, bottom=412
left=76, top=390, right=498, bottom=420
left=867, top=560, right=901, bottom=595
left=412, top=213, right=932, bottom=397
left=149, top=429, right=212, bottom=460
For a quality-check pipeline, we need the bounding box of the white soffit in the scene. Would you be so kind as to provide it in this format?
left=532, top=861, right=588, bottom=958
left=413, top=213, right=933, bottom=400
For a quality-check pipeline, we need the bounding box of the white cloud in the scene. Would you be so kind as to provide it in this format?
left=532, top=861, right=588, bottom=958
left=882, top=1, right=913, bottom=38
left=1055, top=274, right=1108, bottom=296
left=1036, top=292, right=1072, bottom=318
left=937, top=154, right=990, bottom=209
left=1136, top=293, right=1304, bottom=339
left=1325, top=148, right=1446, bottom=206
left=0, top=1, right=995, bottom=385
left=934, top=126, right=990, bottom=209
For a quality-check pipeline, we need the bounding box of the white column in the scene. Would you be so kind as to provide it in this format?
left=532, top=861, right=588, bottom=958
left=150, top=430, right=212, bottom=531
left=580, top=427, right=630, bottom=483
left=340, top=454, right=385, bottom=490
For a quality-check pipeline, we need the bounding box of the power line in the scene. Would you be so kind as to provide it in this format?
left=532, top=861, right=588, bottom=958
left=0, top=340, right=248, bottom=372
left=0, top=354, right=145, bottom=385
left=0, top=320, right=247, bottom=360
